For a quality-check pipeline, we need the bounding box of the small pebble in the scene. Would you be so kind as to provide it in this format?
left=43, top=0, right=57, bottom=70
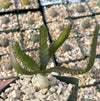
left=0, top=38, right=9, bottom=47
left=4, top=61, right=13, bottom=70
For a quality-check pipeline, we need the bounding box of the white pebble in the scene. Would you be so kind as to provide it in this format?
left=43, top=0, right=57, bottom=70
left=39, top=89, right=48, bottom=94
left=47, top=94, right=55, bottom=101
left=67, top=84, right=73, bottom=91
left=11, top=90, right=21, bottom=98
left=30, top=99, right=40, bottom=101
left=57, top=85, right=62, bottom=95
left=49, top=87, right=56, bottom=93
left=23, top=92, right=34, bottom=100
left=0, top=99, right=4, bottom=101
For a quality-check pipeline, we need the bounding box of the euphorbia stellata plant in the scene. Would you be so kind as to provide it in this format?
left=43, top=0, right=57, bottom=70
left=9, top=24, right=100, bottom=89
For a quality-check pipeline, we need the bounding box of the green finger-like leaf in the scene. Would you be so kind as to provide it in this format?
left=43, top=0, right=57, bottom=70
left=43, top=25, right=100, bottom=75
left=9, top=42, right=36, bottom=75
left=83, top=25, right=100, bottom=73
left=48, top=24, right=72, bottom=59
left=39, top=25, right=49, bottom=70
left=42, top=66, right=83, bottom=75
left=12, top=41, right=40, bottom=71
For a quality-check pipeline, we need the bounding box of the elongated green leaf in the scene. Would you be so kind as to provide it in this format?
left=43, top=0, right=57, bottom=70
left=12, top=41, right=40, bottom=71
left=44, top=25, right=100, bottom=75
left=48, top=24, right=72, bottom=59
left=39, top=25, right=49, bottom=70
left=83, top=25, right=100, bottom=73
left=42, top=66, right=84, bottom=75
left=9, top=42, right=36, bottom=75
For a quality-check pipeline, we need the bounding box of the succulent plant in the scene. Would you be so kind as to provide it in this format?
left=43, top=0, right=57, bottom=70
left=9, top=24, right=100, bottom=90
left=27, top=18, right=34, bottom=25
left=4, top=61, right=13, bottom=70
left=50, top=9, right=58, bottom=18
left=97, top=0, right=100, bottom=7
left=0, top=0, right=11, bottom=9
left=62, top=43, right=72, bottom=52
left=21, top=0, right=30, bottom=5
left=77, top=5, right=85, bottom=13
left=2, top=17, right=10, bottom=24
left=30, top=33, right=39, bottom=43
left=82, top=19, right=90, bottom=29
left=0, top=38, right=9, bottom=47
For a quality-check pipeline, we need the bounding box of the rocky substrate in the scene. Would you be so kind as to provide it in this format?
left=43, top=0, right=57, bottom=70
left=95, top=15, right=100, bottom=25
left=0, top=14, right=18, bottom=31
left=0, top=74, right=75, bottom=101
left=67, top=2, right=92, bottom=17
left=73, top=17, right=96, bottom=36
left=0, top=31, right=20, bottom=55
left=0, top=0, right=16, bottom=12
left=88, top=0, right=100, bottom=13
left=0, top=1, right=100, bottom=101
left=0, top=0, right=38, bottom=12
left=44, top=4, right=68, bottom=22
left=18, top=12, right=43, bottom=30
left=16, top=0, right=38, bottom=9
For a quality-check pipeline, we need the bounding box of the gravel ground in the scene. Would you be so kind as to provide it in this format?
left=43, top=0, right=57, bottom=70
left=67, top=2, right=92, bottom=17
left=18, top=12, right=43, bottom=30
left=0, top=0, right=100, bottom=101
left=44, top=4, right=68, bottom=22
left=0, top=14, right=18, bottom=31
left=88, top=0, right=100, bottom=13
left=0, top=0, right=16, bottom=12
left=16, top=0, right=38, bottom=9
left=73, top=17, right=96, bottom=36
